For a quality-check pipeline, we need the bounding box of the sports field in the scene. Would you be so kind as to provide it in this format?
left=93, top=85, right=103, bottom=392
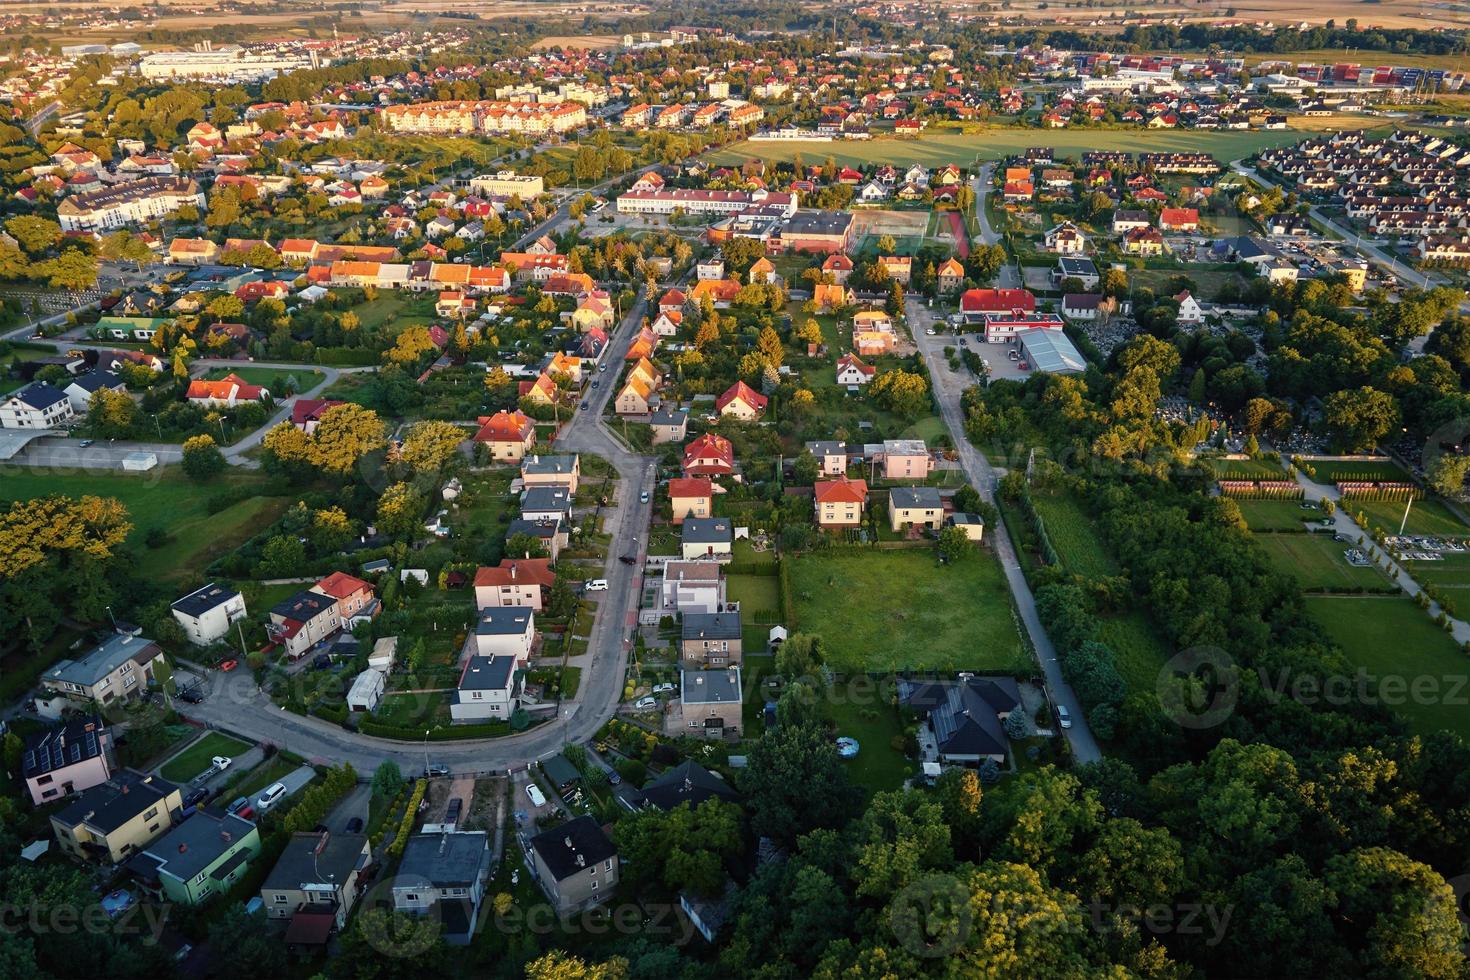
left=1254, top=532, right=1390, bottom=592
left=707, top=129, right=1313, bottom=169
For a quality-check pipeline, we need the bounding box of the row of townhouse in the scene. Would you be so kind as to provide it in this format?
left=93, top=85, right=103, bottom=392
left=56, top=176, right=205, bottom=232
left=379, top=99, right=587, bottom=135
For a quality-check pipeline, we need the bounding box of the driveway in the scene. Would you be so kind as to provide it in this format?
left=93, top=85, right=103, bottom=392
left=324, top=782, right=372, bottom=833
left=907, top=296, right=1102, bottom=764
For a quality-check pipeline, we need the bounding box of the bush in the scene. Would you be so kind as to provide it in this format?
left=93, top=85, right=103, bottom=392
left=387, top=778, right=428, bottom=857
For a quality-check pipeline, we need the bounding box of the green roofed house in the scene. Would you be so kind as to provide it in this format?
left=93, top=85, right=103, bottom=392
left=94, top=316, right=170, bottom=342
left=125, top=809, right=261, bottom=906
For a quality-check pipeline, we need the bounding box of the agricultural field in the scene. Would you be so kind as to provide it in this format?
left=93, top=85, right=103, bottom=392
left=1029, top=492, right=1118, bottom=579
left=1234, top=498, right=1326, bottom=532
left=1302, top=458, right=1411, bottom=483
left=707, top=128, right=1314, bottom=170
left=1304, top=594, right=1470, bottom=740
left=1351, top=498, right=1470, bottom=537
left=0, top=467, right=286, bottom=582
left=787, top=548, right=1028, bottom=674
left=1254, top=532, right=1391, bottom=592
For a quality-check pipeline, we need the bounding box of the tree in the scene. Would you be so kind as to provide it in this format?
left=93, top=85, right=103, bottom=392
left=371, top=759, right=405, bottom=799
left=4, top=215, right=62, bottom=255
left=792, top=450, right=819, bottom=486
left=181, top=434, right=226, bottom=481
left=1322, top=386, right=1399, bottom=452
left=98, top=231, right=153, bottom=271
left=311, top=403, right=387, bottom=474
left=87, top=388, right=138, bottom=438
left=1323, top=847, right=1465, bottom=978
left=256, top=534, right=306, bottom=577
left=937, top=524, right=973, bottom=560
left=775, top=632, right=821, bottom=679
left=398, top=421, right=465, bottom=472
left=0, top=495, right=131, bottom=578
left=206, top=294, right=245, bottom=320
left=614, top=798, right=743, bottom=897
left=876, top=233, right=897, bottom=254
left=311, top=506, right=354, bottom=551
left=206, top=904, right=287, bottom=975
left=1427, top=453, right=1470, bottom=498
left=740, top=720, right=863, bottom=847
left=377, top=482, right=425, bottom=539
left=525, top=951, right=629, bottom=980
left=756, top=325, right=784, bottom=366
left=795, top=318, right=824, bottom=347
left=35, top=249, right=98, bottom=290
left=383, top=325, right=439, bottom=366
left=484, top=366, right=512, bottom=399
left=870, top=369, right=930, bottom=418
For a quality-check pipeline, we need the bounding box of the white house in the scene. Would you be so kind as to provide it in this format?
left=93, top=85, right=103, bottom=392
left=680, top=518, right=734, bottom=561
left=170, top=584, right=247, bottom=646
left=450, top=655, right=521, bottom=721
left=1044, top=222, right=1087, bottom=254
left=857, top=180, right=889, bottom=203
left=659, top=561, right=725, bottom=615
left=1174, top=290, right=1204, bottom=325
left=473, top=606, right=536, bottom=663
left=346, top=668, right=385, bottom=712
left=63, top=371, right=128, bottom=414
left=0, top=383, right=76, bottom=430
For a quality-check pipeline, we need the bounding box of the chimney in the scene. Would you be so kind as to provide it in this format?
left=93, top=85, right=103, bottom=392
left=314, top=831, right=330, bottom=855
left=178, top=843, right=188, bottom=854
left=564, top=836, right=573, bottom=848
left=221, top=830, right=232, bottom=843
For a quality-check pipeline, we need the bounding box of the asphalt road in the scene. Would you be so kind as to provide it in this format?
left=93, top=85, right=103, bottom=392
left=178, top=289, right=657, bottom=776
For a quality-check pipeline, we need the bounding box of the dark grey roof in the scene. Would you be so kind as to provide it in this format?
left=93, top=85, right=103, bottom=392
left=1112, top=209, right=1150, bottom=223
left=640, top=760, right=740, bottom=812
left=651, top=404, right=688, bottom=427
left=55, top=769, right=178, bottom=835
left=22, top=715, right=105, bottom=780
left=529, top=815, right=616, bottom=882
left=398, top=831, right=489, bottom=888
left=901, top=676, right=1021, bottom=759
left=782, top=209, right=854, bottom=237
left=948, top=511, right=986, bottom=527
left=11, top=382, right=68, bottom=411
left=271, top=590, right=334, bottom=622
left=682, top=668, right=742, bottom=705
left=540, top=754, right=581, bottom=787
left=682, top=517, right=733, bottom=545
left=805, top=440, right=847, bottom=457
left=506, top=518, right=563, bottom=542
left=521, top=485, right=571, bottom=514
left=262, top=832, right=369, bottom=892
left=133, top=809, right=257, bottom=884
left=66, top=370, right=125, bottom=394
left=475, top=606, right=534, bottom=636
left=891, top=487, right=942, bottom=509
left=458, top=654, right=516, bottom=691
left=521, top=454, right=578, bottom=478
left=171, top=582, right=241, bottom=618
left=1056, top=256, right=1098, bottom=276
left=682, top=611, right=742, bottom=642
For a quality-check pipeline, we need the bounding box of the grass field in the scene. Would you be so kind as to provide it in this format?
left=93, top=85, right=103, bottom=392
left=1255, top=532, right=1390, bottom=591
left=350, top=293, right=436, bottom=333
left=1235, top=498, right=1325, bottom=532
left=788, top=548, right=1028, bottom=673
left=204, top=366, right=323, bottom=395
left=1030, top=493, right=1118, bottom=578
left=726, top=572, right=780, bottom=618
left=825, top=694, right=910, bottom=794
left=0, top=467, right=283, bottom=582
left=1353, top=498, right=1470, bottom=537
left=1207, top=458, right=1286, bottom=479
left=1097, top=612, right=1172, bottom=694
left=1304, top=459, right=1410, bottom=483
left=1401, top=552, right=1470, bottom=597
left=158, top=731, right=252, bottom=782
left=1304, top=594, right=1470, bottom=739
left=707, top=129, right=1311, bottom=170
left=233, top=756, right=301, bottom=800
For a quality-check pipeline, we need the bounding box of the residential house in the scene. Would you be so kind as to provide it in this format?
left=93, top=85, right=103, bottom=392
left=520, top=485, right=572, bottom=524
left=676, top=668, right=743, bottom=738
left=946, top=512, right=986, bottom=542
left=936, top=257, right=965, bottom=293
left=22, top=715, right=111, bottom=806
left=615, top=375, right=656, bottom=416
left=812, top=283, right=853, bottom=311
left=881, top=439, right=932, bottom=480
left=505, top=518, right=568, bottom=561
left=1044, top=222, right=1087, bottom=254
left=268, top=591, right=340, bottom=660
left=42, top=632, right=167, bottom=706
left=1122, top=226, right=1166, bottom=256
left=716, top=381, right=768, bottom=420
left=806, top=440, right=851, bottom=476
left=852, top=310, right=895, bottom=356
left=528, top=816, right=618, bottom=913
left=291, top=398, right=347, bottom=434
left=889, top=486, right=944, bottom=532
left=261, top=832, right=372, bottom=938
left=521, top=453, right=580, bottom=493
left=473, top=410, right=536, bottom=461
left=1055, top=256, right=1100, bottom=290
left=62, top=370, right=127, bottom=414
left=683, top=433, right=735, bottom=477
left=1174, top=290, right=1205, bottom=325
left=899, top=675, right=1022, bottom=766
left=877, top=256, right=911, bottom=284
left=814, top=476, right=868, bottom=528
left=659, top=562, right=725, bottom=616
left=1061, top=293, right=1110, bottom=322
left=821, top=254, right=854, bottom=284
left=1159, top=207, right=1200, bottom=232
left=450, top=654, right=523, bottom=721
left=312, top=572, right=378, bottom=627
left=474, top=559, right=555, bottom=612
left=1110, top=210, right=1151, bottom=234
left=51, top=769, right=182, bottom=864
left=669, top=477, right=714, bottom=524
left=681, top=612, right=743, bottom=667
left=125, top=809, right=261, bottom=905
left=959, top=288, right=1036, bottom=322
left=636, top=760, right=741, bottom=812
left=170, top=583, right=247, bottom=646
left=393, top=831, right=492, bottom=944
left=650, top=404, right=689, bottom=445
left=185, top=373, right=270, bottom=408
left=1, top=382, right=76, bottom=429
left=474, top=606, right=536, bottom=663
left=681, top=518, right=734, bottom=561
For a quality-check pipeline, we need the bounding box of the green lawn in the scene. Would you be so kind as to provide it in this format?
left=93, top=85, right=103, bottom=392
left=1030, top=492, right=1118, bottom=578
left=377, top=690, right=452, bottom=727
left=825, top=694, right=911, bottom=794
left=707, top=129, right=1311, bottom=169
left=1255, top=532, right=1390, bottom=592
left=1097, top=612, right=1172, bottom=695
left=1353, top=498, right=1470, bottom=538
left=0, top=467, right=285, bottom=582
left=727, top=573, right=780, bottom=618
left=789, top=548, right=1028, bottom=673
left=350, top=293, right=436, bottom=333
left=1304, top=594, right=1470, bottom=739
left=158, top=731, right=252, bottom=782
left=1305, top=459, right=1411, bottom=483
left=1234, top=498, right=1325, bottom=532
left=1208, top=458, right=1287, bottom=479
left=1401, top=552, right=1470, bottom=597
left=232, top=756, right=301, bottom=799
left=204, top=366, right=323, bottom=395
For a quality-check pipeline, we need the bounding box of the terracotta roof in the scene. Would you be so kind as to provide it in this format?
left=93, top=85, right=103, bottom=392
left=473, top=558, right=555, bottom=588
left=314, top=571, right=373, bottom=599
left=669, top=477, right=713, bottom=499
left=815, top=476, right=868, bottom=504
left=473, top=410, right=535, bottom=443
left=716, top=380, right=768, bottom=413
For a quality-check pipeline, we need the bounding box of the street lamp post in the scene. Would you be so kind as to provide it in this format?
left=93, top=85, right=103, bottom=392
left=423, top=729, right=431, bottom=777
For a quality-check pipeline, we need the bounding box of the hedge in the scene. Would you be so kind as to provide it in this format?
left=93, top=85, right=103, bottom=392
left=278, top=764, right=357, bottom=834
left=387, top=778, right=428, bottom=857
left=358, top=718, right=522, bottom=740
left=315, top=346, right=381, bottom=366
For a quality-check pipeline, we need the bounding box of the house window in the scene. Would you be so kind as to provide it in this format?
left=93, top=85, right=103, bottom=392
left=274, top=894, right=288, bottom=904
left=689, top=721, right=698, bottom=728
left=405, top=893, right=418, bottom=902
left=146, top=807, right=158, bottom=820
left=37, top=775, right=52, bottom=785
left=605, top=860, right=613, bottom=872
left=590, top=880, right=598, bottom=890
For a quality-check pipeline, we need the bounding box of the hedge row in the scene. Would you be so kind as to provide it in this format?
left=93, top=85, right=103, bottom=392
left=387, top=779, right=428, bottom=857
left=278, top=764, right=358, bottom=835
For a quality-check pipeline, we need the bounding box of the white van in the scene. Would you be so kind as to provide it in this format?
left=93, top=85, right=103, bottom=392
left=584, top=579, right=608, bottom=592
left=526, top=783, right=547, bottom=807
left=255, top=782, right=287, bottom=812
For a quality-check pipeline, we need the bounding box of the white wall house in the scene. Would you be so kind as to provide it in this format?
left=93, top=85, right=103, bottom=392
left=170, top=584, right=247, bottom=646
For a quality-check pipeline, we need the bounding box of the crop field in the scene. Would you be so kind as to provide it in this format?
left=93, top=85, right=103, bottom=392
left=708, top=129, right=1312, bottom=170
left=1304, top=594, right=1470, bottom=739
left=1254, top=532, right=1391, bottom=592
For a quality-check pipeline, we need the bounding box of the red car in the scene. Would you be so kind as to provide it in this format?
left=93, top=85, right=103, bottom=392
left=219, top=659, right=239, bottom=672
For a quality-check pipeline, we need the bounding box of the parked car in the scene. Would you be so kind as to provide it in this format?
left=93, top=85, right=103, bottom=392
left=445, top=797, right=463, bottom=824
left=603, top=766, right=621, bottom=785
left=176, top=687, right=204, bottom=704
left=639, top=491, right=650, bottom=503
left=211, top=756, right=232, bottom=771
left=218, top=660, right=238, bottom=672
left=584, top=579, right=608, bottom=592
left=345, top=816, right=364, bottom=833
left=634, top=696, right=657, bottom=709
left=619, top=555, right=637, bottom=565
left=591, top=380, right=599, bottom=388
left=526, top=783, right=547, bottom=807
left=79, top=439, right=94, bottom=447
left=183, top=787, right=210, bottom=808
left=598, top=364, right=607, bottom=372
left=313, top=654, right=332, bottom=670
left=226, top=797, right=254, bottom=820
left=425, top=763, right=450, bottom=777
left=255, top=782, right=287, bottom=812
left=1056, top=705, right=1073, bottom=730
left=579, top=402, right=588, bottom=411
